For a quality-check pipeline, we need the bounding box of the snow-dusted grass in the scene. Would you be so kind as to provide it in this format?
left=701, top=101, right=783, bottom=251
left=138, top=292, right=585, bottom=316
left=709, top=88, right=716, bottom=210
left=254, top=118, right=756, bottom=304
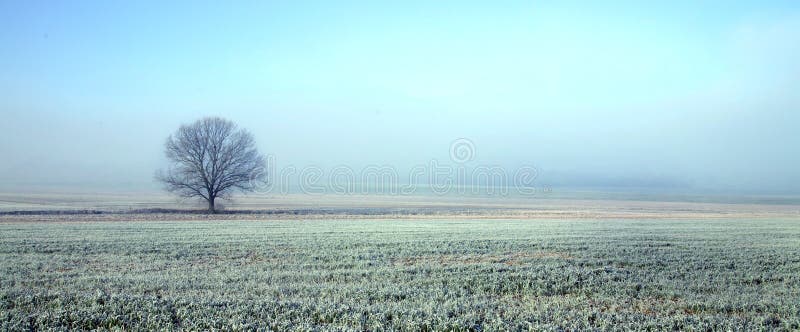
left=1, top=218, right=799, bottom=330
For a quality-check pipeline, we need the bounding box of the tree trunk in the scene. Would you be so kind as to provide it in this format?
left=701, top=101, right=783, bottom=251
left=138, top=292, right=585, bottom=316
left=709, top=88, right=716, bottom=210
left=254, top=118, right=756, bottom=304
left=208, top=197, right=216, bottom=214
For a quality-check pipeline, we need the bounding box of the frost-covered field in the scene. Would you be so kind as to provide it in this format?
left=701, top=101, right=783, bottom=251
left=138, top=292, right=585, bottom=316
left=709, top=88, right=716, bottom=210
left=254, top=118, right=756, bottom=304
left=1, top=218, right=799, bottom=330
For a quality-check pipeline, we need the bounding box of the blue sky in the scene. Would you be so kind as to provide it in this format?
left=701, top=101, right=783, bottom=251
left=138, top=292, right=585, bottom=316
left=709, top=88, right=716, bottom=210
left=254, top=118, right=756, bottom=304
left=1, top=1, right=799, bottom=194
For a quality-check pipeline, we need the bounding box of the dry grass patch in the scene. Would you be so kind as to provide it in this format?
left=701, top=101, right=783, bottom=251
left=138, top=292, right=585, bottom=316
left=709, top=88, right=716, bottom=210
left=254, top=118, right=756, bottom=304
left=393, top=251, right=573, bottom=266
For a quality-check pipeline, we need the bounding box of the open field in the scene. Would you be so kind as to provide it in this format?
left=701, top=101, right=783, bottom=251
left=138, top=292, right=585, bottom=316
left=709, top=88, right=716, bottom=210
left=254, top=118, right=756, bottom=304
left=2, top=191, right=800, bottom=220
left=2, top=218, right=799, bottom=330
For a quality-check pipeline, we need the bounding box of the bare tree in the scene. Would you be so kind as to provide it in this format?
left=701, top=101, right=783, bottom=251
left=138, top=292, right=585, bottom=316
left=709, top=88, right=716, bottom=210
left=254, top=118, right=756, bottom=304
left=156, top=117, right=266, bottom=213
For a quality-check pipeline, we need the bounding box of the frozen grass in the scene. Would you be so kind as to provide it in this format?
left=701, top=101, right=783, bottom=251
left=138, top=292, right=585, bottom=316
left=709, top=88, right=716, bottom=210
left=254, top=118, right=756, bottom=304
left=1, top=218, right=799, bottom=330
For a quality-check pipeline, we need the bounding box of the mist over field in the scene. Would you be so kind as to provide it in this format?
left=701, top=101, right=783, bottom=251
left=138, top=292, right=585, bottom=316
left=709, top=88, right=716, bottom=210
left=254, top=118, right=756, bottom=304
left=4, top=3, right=800, bottom=330
left=1, top=1, right=799, bottom=196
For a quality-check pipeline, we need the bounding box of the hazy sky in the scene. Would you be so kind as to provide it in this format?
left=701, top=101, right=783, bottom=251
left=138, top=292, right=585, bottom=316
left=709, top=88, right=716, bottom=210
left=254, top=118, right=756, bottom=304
left=1, top=1, right=799, bottom=194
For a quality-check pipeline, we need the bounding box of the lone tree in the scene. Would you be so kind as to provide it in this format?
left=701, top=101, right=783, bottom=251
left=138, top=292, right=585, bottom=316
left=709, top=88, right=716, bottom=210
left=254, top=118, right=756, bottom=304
left=156, top=117, right=266, bottom=213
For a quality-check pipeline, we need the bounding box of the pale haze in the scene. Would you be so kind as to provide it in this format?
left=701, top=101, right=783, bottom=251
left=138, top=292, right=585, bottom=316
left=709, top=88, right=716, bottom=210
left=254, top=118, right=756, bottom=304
left=1, top=1, right=799, bottom=195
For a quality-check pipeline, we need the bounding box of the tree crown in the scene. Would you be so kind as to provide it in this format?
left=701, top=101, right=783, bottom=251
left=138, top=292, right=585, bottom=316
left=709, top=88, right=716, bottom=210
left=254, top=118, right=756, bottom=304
left=156, top=117, right=266, bottom=211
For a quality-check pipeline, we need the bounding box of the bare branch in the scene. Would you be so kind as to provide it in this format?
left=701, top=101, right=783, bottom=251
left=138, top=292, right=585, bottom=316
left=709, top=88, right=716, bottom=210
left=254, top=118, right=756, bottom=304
left=155, top=117, right=266, bottom=213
